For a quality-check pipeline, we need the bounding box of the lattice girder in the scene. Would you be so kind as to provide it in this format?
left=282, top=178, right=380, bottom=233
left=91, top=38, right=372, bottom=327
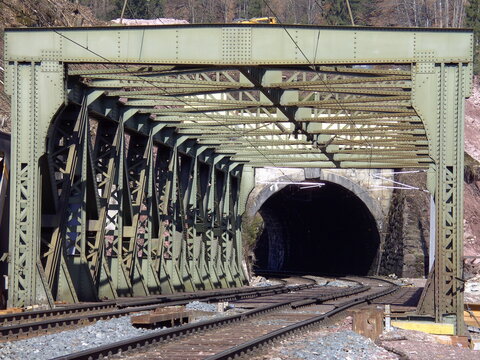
left=3, top=25, right=472, bottom=333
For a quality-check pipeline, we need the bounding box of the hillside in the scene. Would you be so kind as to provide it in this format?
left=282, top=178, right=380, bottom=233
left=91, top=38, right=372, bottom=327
left=464, top=81, right=480, bottom=275
left=0, top=0, right=102, bottom=133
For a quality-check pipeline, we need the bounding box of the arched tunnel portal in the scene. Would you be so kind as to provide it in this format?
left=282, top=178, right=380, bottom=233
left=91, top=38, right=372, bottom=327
left=253, top=181, right=381, bottom=276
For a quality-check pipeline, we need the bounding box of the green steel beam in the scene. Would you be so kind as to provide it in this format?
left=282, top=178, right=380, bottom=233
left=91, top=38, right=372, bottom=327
left=4, top=25, right=472, bottom=65
left=3, top=25, right=472, bottom=335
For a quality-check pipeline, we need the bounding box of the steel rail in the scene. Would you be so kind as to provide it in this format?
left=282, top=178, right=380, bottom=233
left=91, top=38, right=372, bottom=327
left=0, top=302, right=117, bottom=326
left=206, top=277, right=398, bottom=360
left=0, top=287, right=275, bottom=327
left=51, top=281, right=375, bottom=360
left=0, top=281, right=312, bottom=340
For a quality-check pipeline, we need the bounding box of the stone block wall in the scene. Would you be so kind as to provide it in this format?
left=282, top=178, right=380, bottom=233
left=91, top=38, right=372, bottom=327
left=379, top=171, right=430, bottom=278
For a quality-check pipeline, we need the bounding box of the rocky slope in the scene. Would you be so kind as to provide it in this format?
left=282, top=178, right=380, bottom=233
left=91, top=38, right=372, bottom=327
left=464, top=79, right=480, bottom=276
left=0, top=0, right=102, bottom=133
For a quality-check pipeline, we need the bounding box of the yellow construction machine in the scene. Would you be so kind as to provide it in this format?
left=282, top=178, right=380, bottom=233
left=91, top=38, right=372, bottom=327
left=235, top=17, right=278, bottom=24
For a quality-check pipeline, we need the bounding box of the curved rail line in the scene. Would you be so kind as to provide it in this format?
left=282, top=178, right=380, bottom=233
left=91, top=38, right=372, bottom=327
left=207, top=277, right=397, bottom=360
left=0, top=280, right=315, bottom=341
left=52, top=276, right=397, bottom=360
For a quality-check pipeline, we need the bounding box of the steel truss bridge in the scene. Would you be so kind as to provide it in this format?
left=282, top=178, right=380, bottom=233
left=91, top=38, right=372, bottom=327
left=2, top=24, right=472, bottom=333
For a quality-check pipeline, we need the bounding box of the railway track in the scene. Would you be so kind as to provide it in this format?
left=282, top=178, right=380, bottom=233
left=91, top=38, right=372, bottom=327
left=52, top=276, right=397, bottom=360
left=0, top=280, right=314, bottom=341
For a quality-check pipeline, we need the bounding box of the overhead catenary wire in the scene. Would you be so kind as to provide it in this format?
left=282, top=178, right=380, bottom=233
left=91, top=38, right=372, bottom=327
left=50, top=28, right=310, bottom=183
left=370, top=169, right=429, bottom=192
left=4, top=1, right=423, bottom=185
left=126, top=7, right=295, bottom=146
left=261, top=0, right=374, bottom=150
left=45, top=1, right=353, bottom=183
left=261, top=0, right=379, bottom=193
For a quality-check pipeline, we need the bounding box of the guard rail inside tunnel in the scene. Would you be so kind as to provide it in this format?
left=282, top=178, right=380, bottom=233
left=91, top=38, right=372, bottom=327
left=253, top=181, right=380, bottom=276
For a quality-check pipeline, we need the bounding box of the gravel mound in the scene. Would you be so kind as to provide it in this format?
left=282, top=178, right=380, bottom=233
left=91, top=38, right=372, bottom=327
left=250, top=276, right=276, bottom=287
left=326, top=280, right=357, bottom=287
left=280, top=330, right=391, bottom=360
left=185, top=301, right=217, bottom=312
left=0, top=314, right=158, bottom=360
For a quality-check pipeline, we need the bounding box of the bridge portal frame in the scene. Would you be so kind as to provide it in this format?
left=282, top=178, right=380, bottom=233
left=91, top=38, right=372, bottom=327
left=3, top=24, right=472, bottom=333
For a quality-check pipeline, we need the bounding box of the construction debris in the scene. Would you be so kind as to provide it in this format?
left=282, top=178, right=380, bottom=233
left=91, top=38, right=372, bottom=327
left=131, top=306, right=193, bottom=329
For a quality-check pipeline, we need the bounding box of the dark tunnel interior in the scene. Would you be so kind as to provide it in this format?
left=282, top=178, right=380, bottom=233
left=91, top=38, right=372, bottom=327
left=253, top=181, right=380, bottom=276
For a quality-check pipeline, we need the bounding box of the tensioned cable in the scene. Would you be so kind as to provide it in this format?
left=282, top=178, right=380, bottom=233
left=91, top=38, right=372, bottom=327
left=261, top=0, right=375, bottom=150
left=0, top=0, right=309, bottom=176
left=51, top=29, right=315, bottom=177
left=261, top=0, right=382, bottom=193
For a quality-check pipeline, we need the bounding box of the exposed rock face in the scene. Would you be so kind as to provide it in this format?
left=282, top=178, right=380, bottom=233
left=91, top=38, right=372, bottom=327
left=464, top=78, right=480, bottom=277
left=0, top=0, right=103, bottom=133
left=465, top=82, right=480, bottom=164
left=379, top=171, right=430, bottom=277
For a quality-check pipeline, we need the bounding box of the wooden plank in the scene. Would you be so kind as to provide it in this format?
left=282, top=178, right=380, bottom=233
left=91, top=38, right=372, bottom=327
left=352, top=308, right=383, bottom=339
left=131, top=306, right=194, bottom=328
left=431, top=335, right=470, bottom=348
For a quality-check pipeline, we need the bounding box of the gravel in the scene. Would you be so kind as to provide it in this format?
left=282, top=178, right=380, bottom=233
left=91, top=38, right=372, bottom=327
left=326, top=280, right=358, bottom=288
left=0, top=302, right=231, bottom=359
left=253, top=280, right=276, bottom=287
left=279, top=330, right=394, bottom=360
left=250, top=276, right=278, bottom=287
left=185, top=301, right=217, bottom=312
left=0, top=314, right=160, bottom=360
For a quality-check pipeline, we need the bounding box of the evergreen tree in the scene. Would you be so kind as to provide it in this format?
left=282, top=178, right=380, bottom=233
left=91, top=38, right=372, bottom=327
left=323, top=0, right=364, bottom=26
left=466, top=0, right=480, bottom=74
left=248, top=0, right=263, bottom=18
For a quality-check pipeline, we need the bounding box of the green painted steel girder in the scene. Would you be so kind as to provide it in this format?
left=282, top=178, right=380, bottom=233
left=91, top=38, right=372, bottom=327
left=4, top=25, right=472, bottom=65
left=3, top=24, right=472, bottom=335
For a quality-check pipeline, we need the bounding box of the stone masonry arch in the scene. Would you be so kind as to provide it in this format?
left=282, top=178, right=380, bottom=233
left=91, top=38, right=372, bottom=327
left=246, top=168, right=390, bottom=234
left=245, top=167, right=394, bottom=274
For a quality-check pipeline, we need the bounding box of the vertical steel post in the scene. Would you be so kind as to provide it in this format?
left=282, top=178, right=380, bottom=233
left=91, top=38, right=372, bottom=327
left=6, top=61, right=65, bottom=307
left=414, top=62, right=467, bottom=333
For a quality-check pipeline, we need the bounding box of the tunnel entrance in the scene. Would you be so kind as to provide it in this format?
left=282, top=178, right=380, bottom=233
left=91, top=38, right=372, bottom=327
left=254, top=181, right=380, bottom=276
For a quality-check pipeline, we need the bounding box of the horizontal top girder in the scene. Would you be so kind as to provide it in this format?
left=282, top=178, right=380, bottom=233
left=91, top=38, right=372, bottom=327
left=5, top=24, right=470, bottom=170
left=4, top=24, right=473, bottom=65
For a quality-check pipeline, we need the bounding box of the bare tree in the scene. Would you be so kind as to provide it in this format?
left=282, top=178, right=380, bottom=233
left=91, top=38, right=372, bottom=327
left=188, top=0, right=196, bottom=22
left=306, top=0, right=320, bottom=24
left=219, top=0, right=236, bottom=22
left=393, top=0, right=465, bottom=27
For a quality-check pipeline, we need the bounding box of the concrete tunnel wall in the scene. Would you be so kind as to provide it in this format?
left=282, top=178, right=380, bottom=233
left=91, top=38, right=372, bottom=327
left=245, top=168, right=393, bottom=276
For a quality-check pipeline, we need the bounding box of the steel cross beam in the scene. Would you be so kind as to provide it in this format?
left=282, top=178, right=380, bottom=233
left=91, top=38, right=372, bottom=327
left=3, top=25, right=472, bottom=334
